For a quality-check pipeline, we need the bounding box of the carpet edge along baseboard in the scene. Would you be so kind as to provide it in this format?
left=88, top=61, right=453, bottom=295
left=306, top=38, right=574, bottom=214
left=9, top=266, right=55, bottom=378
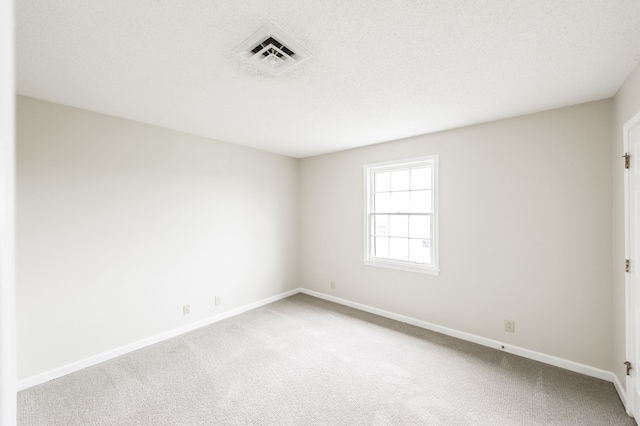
left=18, top=287, right=623, bottom=411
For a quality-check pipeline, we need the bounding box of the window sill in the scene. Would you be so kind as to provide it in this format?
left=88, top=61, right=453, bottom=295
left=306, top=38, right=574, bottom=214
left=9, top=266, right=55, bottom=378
left=363, top=259, right=440, bottom=276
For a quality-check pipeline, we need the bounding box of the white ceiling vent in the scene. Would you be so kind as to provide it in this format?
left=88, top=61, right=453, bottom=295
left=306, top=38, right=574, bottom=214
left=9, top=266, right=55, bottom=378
left=233, top=23, right=312, bottom=75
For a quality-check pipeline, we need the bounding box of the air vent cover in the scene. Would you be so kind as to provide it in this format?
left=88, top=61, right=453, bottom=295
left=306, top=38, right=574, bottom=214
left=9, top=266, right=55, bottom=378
left=233, top=23, right=312, bottom=75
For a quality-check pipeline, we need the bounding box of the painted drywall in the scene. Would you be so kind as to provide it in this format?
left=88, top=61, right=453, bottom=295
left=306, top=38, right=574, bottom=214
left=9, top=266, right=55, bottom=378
left=16, top=96, right=299, bottom=380
left=300, top=100, right=613, bottom=370
left=613, top=62, right=640, bottom=390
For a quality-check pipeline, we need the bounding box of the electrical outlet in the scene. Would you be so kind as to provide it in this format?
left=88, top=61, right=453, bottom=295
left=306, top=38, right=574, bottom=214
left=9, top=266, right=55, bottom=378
left=183, top=304, right=190, bottom=315
left=330, top=281, right=335, bottom=290
left=504, top=320, right=515, bottom=333
left=215, top=296, right=221, bottom=306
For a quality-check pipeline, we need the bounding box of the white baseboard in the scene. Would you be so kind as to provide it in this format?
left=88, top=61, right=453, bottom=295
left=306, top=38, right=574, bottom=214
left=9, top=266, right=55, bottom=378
left=613, top=373, right=627, bottom=410
left=17, top=288, right=300, bottom=391
left=19, top=287, right=621, bottom=397
left=300, top=289, right=615, bottom=383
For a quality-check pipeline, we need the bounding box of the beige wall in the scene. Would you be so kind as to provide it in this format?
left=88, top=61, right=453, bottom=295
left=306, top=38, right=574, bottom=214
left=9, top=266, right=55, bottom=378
left=17, top=83, right=628, bottom=383
left=300, top=100, right=613, bottom=370
left=613, top=62, right=640, bottom=389
left=16, top=96, right=299, bottom=379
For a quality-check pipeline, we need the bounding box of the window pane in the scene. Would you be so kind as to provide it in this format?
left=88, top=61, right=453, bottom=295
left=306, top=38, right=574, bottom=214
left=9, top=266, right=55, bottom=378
left=409, top=238, right=430, bottom=264
left=374, top=172, right=390, bottom=192
left=390, top=170, right=410, bottom=191
left=374, top=193, right=390, bottom=213
left=365, top=156, right=438, bottom=273
left=410, top=190, right=431, bottom=213
left=389, top=215, right=408, bottom=237
left=390, top=191, right=410, bottom=212
left=373, top=215, right=389, bottom=236
left=389, top=237, right=409, bottom=261
left=410, top=167, right=431, bottom=190
left=409, top=215, right=430, bottom=238
left=374, top=237, right=389, bottom=258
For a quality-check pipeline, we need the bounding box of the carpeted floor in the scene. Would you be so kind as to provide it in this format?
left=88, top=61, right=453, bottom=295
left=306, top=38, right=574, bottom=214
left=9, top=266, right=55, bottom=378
left=18, top=293, right=636, bottom=425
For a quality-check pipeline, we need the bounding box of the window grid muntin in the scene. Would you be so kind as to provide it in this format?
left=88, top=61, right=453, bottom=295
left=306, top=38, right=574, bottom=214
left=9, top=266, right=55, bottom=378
left=368, top=161, right=435, bottom=267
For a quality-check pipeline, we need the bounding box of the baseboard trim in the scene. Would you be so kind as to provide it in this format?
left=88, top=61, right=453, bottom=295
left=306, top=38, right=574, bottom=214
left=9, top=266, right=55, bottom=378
left=18, top=287, right=619, bottom=394
left=17, top=288, right=300, bottom=391
left=613, top=373, right=627, bottom=410
left=300, top=289, right=613, bottom=383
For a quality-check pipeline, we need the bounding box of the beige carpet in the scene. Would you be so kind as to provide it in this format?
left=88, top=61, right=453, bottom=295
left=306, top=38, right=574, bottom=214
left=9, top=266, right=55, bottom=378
left=18, top=294, right=636, bottom=425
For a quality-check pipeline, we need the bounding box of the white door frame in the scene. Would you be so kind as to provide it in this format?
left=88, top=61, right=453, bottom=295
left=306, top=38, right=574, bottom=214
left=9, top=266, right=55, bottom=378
left=624, top=110, right=640, bottom=416
left=0, top=0, right=16, bottom=424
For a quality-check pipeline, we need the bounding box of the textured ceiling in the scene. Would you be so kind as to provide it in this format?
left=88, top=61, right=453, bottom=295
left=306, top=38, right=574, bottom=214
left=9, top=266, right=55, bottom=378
left=16, top=1, right=640, bottom=158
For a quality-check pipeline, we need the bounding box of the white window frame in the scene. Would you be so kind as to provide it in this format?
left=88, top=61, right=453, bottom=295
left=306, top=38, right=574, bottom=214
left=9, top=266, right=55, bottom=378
left=363, top=155, right=439, bottom=275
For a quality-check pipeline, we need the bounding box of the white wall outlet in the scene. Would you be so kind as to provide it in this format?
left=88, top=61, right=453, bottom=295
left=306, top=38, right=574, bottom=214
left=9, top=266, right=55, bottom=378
left=330, top=281, right=335, bottom=289
left=504, top=319, right=515, bottom=333
left=183, top=304, right=191, bottom=315
left=215, top=296, right=221, bottom=305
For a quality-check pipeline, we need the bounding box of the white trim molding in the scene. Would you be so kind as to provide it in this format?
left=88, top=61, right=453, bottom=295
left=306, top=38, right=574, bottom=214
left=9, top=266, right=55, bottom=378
left=623, top=109, right=640, bottom=416
left=614, top=372, right=627, bottom=410
left=20, top=286, right=622, bottom=404
left=0, top=0, right=16, bottom=423
left=300, top=289, right=616, bottom=383
left=18, top=288, right=300, bottom=391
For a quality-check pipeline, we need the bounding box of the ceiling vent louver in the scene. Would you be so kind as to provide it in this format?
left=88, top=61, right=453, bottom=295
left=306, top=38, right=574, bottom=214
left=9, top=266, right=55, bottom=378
left=233, top=23, right=312, bottom=75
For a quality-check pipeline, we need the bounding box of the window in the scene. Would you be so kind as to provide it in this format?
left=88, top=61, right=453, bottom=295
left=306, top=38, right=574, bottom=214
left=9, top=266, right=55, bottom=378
left=364, top=155, right=439, bottom=275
